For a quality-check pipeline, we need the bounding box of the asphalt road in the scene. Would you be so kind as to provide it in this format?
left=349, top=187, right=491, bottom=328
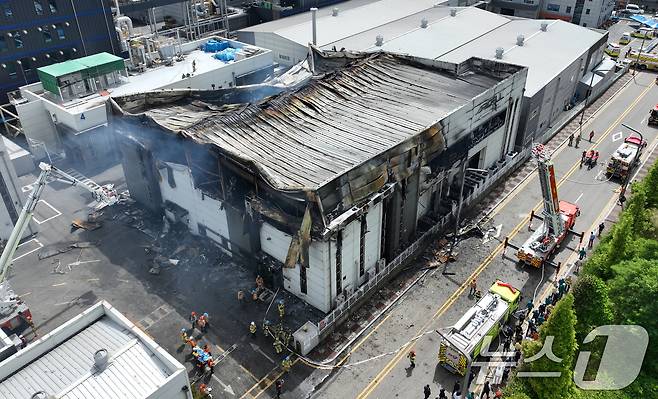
left=308, top=72, right=658, bottom=399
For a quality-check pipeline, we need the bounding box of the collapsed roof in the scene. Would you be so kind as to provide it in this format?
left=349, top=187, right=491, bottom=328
left=112, top=50, right=523, bottom=213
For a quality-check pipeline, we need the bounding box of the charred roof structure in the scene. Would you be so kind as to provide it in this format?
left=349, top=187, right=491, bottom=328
left=111, top=49, right=527, bottom=328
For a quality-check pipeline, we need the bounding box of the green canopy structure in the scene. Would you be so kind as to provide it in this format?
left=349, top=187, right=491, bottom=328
left=37, top=53, right=126, bottom=96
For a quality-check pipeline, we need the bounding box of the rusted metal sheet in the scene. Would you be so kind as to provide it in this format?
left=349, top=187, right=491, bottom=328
left=284, top=205, right=312, bottom=268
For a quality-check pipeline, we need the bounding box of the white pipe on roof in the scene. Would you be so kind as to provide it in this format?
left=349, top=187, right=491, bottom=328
left=311, top=7, right=318, bottom=45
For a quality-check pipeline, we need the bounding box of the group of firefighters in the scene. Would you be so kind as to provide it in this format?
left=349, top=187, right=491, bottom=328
left=183, top=275, right=295, bottom=397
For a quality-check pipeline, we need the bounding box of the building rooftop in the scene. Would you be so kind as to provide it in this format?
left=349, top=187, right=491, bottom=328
left=112, top=51, right=521, bottom=192
left=328, top=7, right=510, bottom=57
left=240, top=0, right=434, bottom=36
left=0, top=301, right=189, bottom=399
left=438, top=19, right=606, bottom=96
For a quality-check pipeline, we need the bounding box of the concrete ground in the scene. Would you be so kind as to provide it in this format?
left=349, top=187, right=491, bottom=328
left=7, top=161, right=322, bottom=398
left=306, top=72, right=658, bottom=399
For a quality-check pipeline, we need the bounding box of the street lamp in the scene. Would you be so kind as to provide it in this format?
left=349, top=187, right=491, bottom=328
left=632, top=34, right=648, bottom=76
left=578, top=67, right=614, bottom=139
left=445, top=162, right=488, bottom=275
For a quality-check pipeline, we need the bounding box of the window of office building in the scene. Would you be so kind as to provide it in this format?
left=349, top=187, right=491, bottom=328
left=0, top=36, right=7, bottom=52
left=2, top=5, right=12, bottom=18
left=21, top=58, right=32, bottom=74
left=34, top=1, right=44, bottom=15
left=55, top=23, right=65, bottom=39
left=12, top=31, right=23, bottom=49
left=49, top=0, right=58, bottom=13
left=43, top=26, right=52, bottom=43
left=586, top=8, right=590, bottom=14
left=547, top=3, right=560, bottom=12
left=6, top=62, right=17, bottom=79
left=566, top=6, right=572, bottom=13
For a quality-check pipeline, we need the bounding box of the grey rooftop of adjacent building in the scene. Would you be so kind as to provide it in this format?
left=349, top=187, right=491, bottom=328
left=0, top=301, right=189, bottom=399
left=239, top=3, right=606, bottom=98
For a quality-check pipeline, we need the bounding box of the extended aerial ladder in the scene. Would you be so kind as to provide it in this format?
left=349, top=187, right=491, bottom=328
left=504, top=145, right=584, bottom=268
left=0, top=163, right=118, bottom=332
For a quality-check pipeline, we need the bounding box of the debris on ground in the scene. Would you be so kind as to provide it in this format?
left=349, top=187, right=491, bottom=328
left=72, top=219, right=101, bottom=231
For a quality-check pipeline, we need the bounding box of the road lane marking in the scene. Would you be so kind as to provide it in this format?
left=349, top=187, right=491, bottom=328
left=356, top=77, right=655, bottom=399
left=13, top=239, right=43, bottom=261
left=575, top=193, right=584, bottom=203
left=51, top=283, right=66, bottom=287
left=612, top=131, right=623, bottom=141
left=32, top=200, right=62, bottom=225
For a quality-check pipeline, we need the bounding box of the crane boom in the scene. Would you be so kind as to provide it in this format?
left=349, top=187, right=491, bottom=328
left=0, top=163, right=119, bottom=318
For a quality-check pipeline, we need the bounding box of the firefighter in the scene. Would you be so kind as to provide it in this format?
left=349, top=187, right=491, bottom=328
left=198, top=383, right=212, bottom=397
left=278, top=300, right=285, bottom=319
left=250, top=321, right=257, bottom=336
left=189, top=311, right=198, bottom=329
left=274, top=338, right=283, bottom=354
left=407, top=350, right=416, bottom=368
left=252, top=289, right=259, bottom=301
left=180, top=328, right=188, bottom=344
left=263, top=320, right=272, bottom=337
left=281, top=356, right=292, bottom=373
left=237, top=289, right=245, bottom=303
left=474, top=290, right=482, bottom=301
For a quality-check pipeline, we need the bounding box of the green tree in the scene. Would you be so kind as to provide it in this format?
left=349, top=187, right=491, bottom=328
left=625, top=183, right=649, bottom=234
left=642, top=162, right=658, bottom=208
left=572, top=275, right=613, bottom=343
left=608, top=258, right=658, bottom=375
left=525, top=294, right=578, bottom=399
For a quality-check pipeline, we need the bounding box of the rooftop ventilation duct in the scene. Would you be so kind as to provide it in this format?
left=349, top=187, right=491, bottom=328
left=311, top=7, right=318, bottom=45
left=332, top=7, right=339, bottom=17
left=375, top=35, right=384, bottom=46
left=421, top=18, right=428, bottom=28
left=94, top=349, right=109, bottom=370
left=450, top=9, right=457, bottom=17
left=495, top=47, right=504, bottom=59
left=516, top=35, right=525, bottom=46
left=541, top=22, right=548, bottom=31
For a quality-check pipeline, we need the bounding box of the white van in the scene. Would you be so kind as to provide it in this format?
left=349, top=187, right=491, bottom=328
left=626, top=4, right=642, bottom=14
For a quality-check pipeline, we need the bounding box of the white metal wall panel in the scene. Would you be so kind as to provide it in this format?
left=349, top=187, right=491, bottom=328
left=364, top=201, right=383, bottom=272
left=261, top=222, right=333, bottom=312
left=340, top=218, right=360, bottom=295
left=260, top=222, right=291, bottom=263
left=159, top=163, right=231, bottom=249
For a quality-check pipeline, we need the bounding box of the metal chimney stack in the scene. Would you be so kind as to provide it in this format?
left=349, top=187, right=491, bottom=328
left=495, top=47, right=504, bottom=59
left=421, top=18, right=428, bottom=28
left=311, top=7, right=318, bottom=45
left=541, top=22, right=548, bottom=31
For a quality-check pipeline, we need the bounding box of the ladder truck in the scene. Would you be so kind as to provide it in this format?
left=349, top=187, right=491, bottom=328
left=505, top=144, right=583, bottom=268
left=0, top=163, right=118, bottom=333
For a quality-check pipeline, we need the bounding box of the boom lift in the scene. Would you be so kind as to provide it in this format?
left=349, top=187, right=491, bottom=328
left=0, top=163, right=118, bottom=333
left=504, top=145, right=583, bottom=268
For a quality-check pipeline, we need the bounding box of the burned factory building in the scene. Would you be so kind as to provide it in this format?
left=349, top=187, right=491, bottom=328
left=111, top=50, right=527, bottom=313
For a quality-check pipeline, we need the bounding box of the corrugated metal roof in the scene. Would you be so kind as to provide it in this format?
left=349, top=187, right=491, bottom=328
left=438, top=19, right=606, bottom=96
left=114, top=53, right=505, bottom=191
left=0, top=316, right=172, bottom=399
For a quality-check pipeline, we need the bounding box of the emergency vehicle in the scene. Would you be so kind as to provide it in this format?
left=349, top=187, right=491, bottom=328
left=606, top=135, right=646, bottom=180
left=438, top=281, right=521, bottom=375
left=626, top=51, right=658, bottom=70
left=0, top=163, right=118, bottom=334
left=649, top=104, right=658, bottom=126
left=631, top=27, right=654, bottom=39
left=513, top=145, right=580, bottom=268
left=619, top=32, right=632, bottom=45
left=604, top=43, right=621, bottom=58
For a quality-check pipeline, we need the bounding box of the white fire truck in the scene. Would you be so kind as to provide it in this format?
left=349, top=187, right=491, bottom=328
left=606, top=134, right=646, bottom=180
